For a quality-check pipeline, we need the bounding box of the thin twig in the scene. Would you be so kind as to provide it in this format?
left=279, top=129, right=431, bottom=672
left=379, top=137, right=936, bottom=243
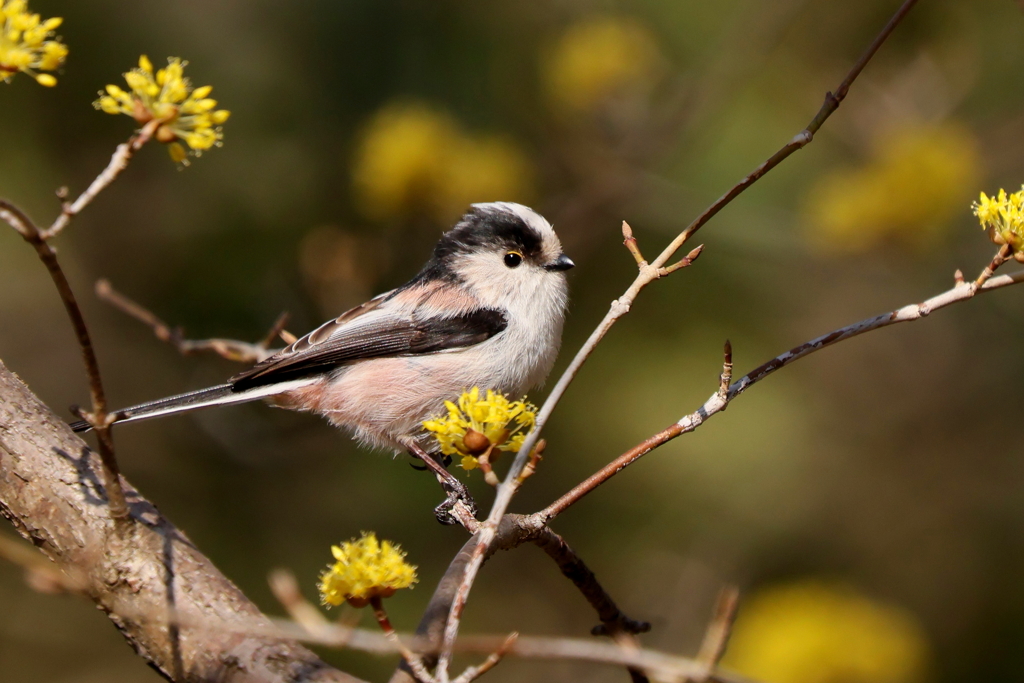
left=138, top=598, right=739, bottom=683
left=268, top=569, right=336, bottom=637
left=622, top=221, right=647, bottom=267
left=694, top=587, right=740, bottom=679
left=371, top=596, right=436, bottom=683
left=0, top=533, right=86, bottom=594
left=717, top=341, right=733, bottom=399
left=974, top=244, right=1012, bottom=289
left=42, top=121, right=160, bottom=240
left=0, top=201, right=128, bottom=522
left=451, top=633, right=518, bottom=683
left=538, top=255, right=1024, bottom=521
left=95, top=279, right=290, bottom=364
left=434, top=6, right=924, bottom=672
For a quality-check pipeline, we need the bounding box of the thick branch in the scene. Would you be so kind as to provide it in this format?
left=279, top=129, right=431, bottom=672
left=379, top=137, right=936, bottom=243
left=0, top=358, right=365, bottom=683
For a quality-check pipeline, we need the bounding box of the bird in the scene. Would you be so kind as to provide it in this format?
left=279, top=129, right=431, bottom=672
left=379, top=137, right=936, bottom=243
left=71, top=202, right=574, bottom=522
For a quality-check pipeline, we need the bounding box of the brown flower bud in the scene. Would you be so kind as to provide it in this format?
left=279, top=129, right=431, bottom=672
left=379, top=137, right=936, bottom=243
left=462, top=429, right=492, bottom=455
left=132, top=98, right=153, bottom=124
left=155, top=125, right=178, bottom=143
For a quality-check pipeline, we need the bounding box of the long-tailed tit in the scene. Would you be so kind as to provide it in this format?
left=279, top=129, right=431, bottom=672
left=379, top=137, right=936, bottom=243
left=72, top=202, right=573, bottom=522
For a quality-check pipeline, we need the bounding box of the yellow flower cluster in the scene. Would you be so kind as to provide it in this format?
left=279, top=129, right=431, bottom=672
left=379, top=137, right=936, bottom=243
left=804, top=123, right=979, bottom=253
left=0, top=0, right=67, bottom=87
left=423, top=387, right=537, bottom=471
left=543, top=17, right=659, bottom=113
left=318, top=532, right=417, bottom=608
left=94, top=55, right=230, bottom=164
left=974, top=187, right=1024, bottom=261
left=352, top=102, right=533, bottom=223
left=725, top=581, right=930, bottom=683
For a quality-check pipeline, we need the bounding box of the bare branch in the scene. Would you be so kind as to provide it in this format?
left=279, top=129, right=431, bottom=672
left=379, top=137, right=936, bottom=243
left=0, top=358, right=366, bottom=682
left=695, top=587, right=740, bottom=676
left=451, top=633, right=517, bottom=683
left=42, top=121, right=160, bottom=240
left=444, top=12, right=926, bottom=660
left=96, top=279, right=289, bottom=364
left=538, top=257, right=1024, bottom=521
left=0, top=200, right=128, bottom=522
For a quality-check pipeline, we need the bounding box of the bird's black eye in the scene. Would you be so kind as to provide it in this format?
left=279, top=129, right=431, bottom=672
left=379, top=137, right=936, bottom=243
left=504, top=251, right=523, bottom=268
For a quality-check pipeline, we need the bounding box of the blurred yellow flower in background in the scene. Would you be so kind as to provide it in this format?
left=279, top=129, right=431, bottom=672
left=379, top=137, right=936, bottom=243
left=543, top=16, right=660, bottom=114
left=0, top=0, right=67, bottom=87
left=318, top=532, right=417, bottom=608
left=352, top=102, right=533, bottom=223
left=803, top=123, right=979, bottom=253
left=725, top=581, right=930, bottom=683
left=94, top=55, right=230, bottom=164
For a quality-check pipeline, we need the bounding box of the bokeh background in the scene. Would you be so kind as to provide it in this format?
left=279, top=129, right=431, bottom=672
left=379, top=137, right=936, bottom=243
left=2, top=1, right=1024, bottom=682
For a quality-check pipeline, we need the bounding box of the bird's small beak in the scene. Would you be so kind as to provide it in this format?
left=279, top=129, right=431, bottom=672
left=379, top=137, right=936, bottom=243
left=545, top=254, right=575, bottom=272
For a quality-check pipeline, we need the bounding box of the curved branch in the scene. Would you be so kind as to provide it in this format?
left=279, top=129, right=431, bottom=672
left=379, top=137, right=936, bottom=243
left=0, top=358, right=366, bottom=683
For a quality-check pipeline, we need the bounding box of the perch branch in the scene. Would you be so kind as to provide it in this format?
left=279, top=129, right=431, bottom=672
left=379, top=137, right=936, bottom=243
left=539, top=257, right=1024, bottom=521
left=95, top=279, right=292, bottom=364
left=0, top=358, right=366, bottom=683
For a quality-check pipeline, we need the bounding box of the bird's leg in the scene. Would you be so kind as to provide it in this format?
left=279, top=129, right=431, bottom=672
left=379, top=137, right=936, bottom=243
left=403, top=440, right=477, bottom=525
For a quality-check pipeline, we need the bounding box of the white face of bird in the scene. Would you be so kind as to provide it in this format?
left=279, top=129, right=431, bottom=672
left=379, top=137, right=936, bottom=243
left=446, top=202, right=574, bottom=311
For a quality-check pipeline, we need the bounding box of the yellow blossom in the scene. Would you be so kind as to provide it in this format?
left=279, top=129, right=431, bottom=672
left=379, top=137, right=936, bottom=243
left=725, top=581, right=930, bottom=683
left=543, top=17, right=660, bottom=113
left=94, top=55, right=231, bottom=164
left=804, top=123, right=979, bottom=253
left=0, top=0, right=67, bottom=87
left=352, top=102, right=533, bottom=223
left=973, top=186, right=1024, bottom=260
left=422, top=387, right=537, bottom=471
left=318, top=532, right=417, bottom=608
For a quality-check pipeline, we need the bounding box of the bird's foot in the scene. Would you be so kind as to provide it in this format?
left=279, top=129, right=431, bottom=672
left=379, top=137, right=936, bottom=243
left=434, top=479, right=477, bottom=525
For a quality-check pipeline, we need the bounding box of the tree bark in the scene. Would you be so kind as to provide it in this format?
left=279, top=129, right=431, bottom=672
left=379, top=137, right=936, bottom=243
left=0, top=358, right=365, bottom=683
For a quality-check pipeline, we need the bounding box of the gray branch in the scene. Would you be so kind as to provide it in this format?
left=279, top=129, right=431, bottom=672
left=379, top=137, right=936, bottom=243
left=0, top=358, right=366, bottom=683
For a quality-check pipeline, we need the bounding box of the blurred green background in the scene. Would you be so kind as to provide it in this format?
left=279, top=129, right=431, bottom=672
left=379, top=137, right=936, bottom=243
left=3, top=1, right=1024, bottom=682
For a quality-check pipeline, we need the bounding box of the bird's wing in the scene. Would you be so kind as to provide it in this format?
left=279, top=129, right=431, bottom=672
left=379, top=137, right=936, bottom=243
left=230, top=286, right=507, bottom=390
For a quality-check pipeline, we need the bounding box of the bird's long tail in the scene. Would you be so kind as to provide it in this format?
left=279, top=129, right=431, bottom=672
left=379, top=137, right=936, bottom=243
left=69, top=378, right=316, bottom=433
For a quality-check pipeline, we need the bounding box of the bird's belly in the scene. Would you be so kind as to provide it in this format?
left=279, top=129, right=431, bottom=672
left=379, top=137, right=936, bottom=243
left=275, top=351, right=516, bottom=452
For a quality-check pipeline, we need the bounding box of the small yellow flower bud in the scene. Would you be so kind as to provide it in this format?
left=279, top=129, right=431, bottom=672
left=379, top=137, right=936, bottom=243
left=167, top=142, right=187, bottom=164
left=0, top=1, right=66, bottom=88
left=138, top=54, right=153, bottom=73
left=96, top=96, right=120, bottom=114
left=155, top=125, right=177, bottom=144
left=191, top=85, right=212, bottom=99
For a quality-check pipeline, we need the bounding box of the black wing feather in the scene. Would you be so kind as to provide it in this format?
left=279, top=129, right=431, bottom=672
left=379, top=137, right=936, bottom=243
left=230, top=308, right=507, bottom=391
